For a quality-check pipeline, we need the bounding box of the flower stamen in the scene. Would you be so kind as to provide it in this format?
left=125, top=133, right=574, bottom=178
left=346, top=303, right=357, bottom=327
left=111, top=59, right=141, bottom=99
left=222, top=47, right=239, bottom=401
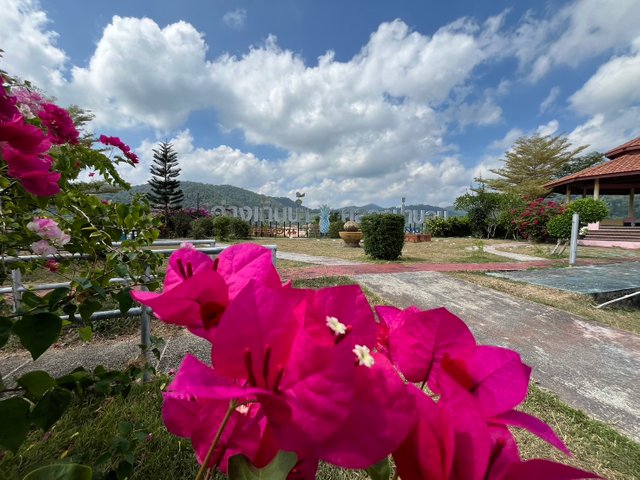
left=353, top=345, right=375, bottom=368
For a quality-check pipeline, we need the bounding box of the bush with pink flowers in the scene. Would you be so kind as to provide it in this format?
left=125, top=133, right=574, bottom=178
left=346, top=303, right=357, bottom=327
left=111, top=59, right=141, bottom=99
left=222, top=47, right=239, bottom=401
left=129, top=243, right=598, bottom=480
left=511, top=198, right=566, bottom=241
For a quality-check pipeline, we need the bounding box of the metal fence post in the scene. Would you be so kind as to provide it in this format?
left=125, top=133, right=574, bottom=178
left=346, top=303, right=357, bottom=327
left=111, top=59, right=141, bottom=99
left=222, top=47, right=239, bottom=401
left=11, top=268, right=22, bottom=312
left=569, top=212, right=580, bottom=266
left=140, top=267, right=152, bottom=379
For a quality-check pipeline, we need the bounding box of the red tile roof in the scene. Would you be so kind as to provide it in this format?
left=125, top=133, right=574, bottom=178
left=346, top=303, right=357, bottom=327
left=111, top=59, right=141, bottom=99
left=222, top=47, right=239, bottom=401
left=605, top=136, right=640, bottom=159
left=545, top=137, right=640, bottom=189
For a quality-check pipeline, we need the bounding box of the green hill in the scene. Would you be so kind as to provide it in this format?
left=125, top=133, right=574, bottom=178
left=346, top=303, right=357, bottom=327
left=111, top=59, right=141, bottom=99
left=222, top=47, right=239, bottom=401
left=102, top=181, right=304, bottom=210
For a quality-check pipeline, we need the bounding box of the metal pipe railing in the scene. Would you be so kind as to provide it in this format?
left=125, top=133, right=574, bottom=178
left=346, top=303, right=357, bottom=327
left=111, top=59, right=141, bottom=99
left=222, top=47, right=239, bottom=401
left=2, top=242, right=278, bottom=362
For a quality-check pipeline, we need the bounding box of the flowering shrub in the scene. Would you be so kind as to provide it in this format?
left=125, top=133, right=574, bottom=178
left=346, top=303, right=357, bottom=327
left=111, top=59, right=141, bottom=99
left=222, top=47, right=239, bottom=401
left=0, top=68, right=164, bottom=477
left=512, top=198, right=565, bottom=241
left=133, top=243, right=598, bottom=480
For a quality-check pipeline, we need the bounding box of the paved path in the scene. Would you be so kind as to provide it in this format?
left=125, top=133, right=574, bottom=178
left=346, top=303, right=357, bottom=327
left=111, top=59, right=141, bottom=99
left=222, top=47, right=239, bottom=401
left=279, top=259, right=556, bottom=281
left=484, top=242, right=547, bottom=262
left=276, top=251, right=363, bottom=266
left=354, top=271, right=640, bottom=442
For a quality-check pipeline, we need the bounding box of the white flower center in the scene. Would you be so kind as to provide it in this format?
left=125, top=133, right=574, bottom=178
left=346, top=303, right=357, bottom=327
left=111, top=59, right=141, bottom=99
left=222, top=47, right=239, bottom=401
left=326, top=315, right=347, bottom=336
left=235, top=404, right=250, bottom=415
left=353, top=345, right=375, bottom=368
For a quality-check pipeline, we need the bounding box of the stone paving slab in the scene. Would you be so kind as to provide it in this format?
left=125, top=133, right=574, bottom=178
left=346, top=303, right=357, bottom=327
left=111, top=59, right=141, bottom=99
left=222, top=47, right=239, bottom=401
left=354, top=271, right=640, bottom=442
left=489, top=261, right=640, bottom=294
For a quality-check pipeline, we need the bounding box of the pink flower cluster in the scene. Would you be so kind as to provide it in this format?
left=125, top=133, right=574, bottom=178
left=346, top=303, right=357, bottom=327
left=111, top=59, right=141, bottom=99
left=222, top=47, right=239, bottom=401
left=27, top=217, right=70, bottom=256
left=99, top=135, right=139, bottom=164
left=133, top=244, right=597, bottom=480
left=38, top=103, right=80, bottom=145
left=0, top=80, right=61, bottom=196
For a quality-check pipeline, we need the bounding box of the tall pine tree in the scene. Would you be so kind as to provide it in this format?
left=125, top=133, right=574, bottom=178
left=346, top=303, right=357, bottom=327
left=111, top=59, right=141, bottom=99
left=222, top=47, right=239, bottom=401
left=148, top=142, right=184, bottom=217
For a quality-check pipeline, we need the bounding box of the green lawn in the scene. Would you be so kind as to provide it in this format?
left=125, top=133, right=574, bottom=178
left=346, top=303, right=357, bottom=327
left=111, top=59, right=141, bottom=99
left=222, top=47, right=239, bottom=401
left=2, top=378, right=637, bottom=479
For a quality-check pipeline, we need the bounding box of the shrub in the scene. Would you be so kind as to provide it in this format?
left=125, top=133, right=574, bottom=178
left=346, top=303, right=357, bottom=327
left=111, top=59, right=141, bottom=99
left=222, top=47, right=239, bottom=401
left=190, top=217, right=215, bottom=239
left=162, top=208, right=209, bottom=238
left=512, top=198, right=565, bottom=241
left=212, top=215, right=232, bottom=240
left=567, top=198, right=609, bottom=223
left=546, top=214, right=573, bottom=241
left=328, top=220, right=344, bottom=238
left=424, top=216, right=472, bottom=237
left=360, top=213, right=405, bottom=260
left=230, top=217, right=251, bottom=239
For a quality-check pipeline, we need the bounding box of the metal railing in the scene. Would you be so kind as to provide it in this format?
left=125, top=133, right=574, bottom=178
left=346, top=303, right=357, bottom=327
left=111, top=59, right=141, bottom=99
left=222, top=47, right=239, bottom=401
left=2, top=241, right=277, bottom=363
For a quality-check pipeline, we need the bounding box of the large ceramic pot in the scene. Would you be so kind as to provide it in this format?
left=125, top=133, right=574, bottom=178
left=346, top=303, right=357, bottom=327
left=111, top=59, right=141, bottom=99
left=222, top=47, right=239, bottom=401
left=339, top=231, right=363, bottom=247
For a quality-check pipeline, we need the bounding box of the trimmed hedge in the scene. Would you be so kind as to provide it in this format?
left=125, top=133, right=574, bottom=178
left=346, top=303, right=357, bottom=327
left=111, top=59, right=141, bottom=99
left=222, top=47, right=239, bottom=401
left=360, top=213, right=405, bottom=260
left=424, top=216, right=472, bottom=237
left=328, top=220, right=344, bottom=238
left=567, top=198, right=609, bottom=224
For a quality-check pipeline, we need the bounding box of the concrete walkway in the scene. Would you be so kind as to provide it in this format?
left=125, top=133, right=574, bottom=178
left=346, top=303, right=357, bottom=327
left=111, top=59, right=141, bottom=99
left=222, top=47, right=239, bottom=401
left=484, top=242, right=547, bottom=262
left=354, top=271, right=640, bottom=442
left=276, top=251, right=363, bottom=266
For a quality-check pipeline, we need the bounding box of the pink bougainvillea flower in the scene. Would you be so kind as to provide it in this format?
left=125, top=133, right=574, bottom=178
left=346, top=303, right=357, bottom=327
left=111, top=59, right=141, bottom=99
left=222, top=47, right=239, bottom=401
left=490, top=409, right=570, bottom=455
left=497, top=459, right=600, bottom=480
left=214, top=281, right=414, bottom=469
left=132, top=244, right=283, bottom=341
left=393, top=387, right=454, bottom=480
left=438, top=345, right=571, bottom=455
left=17, top=168, right=61, bottom=196
left=1, top=82, right=20, bottom=119
left=11, top=87, right=44, bottom=118
left=45, top=259, right=60, bottom=272
left=437, top=345, right=531, bottom=418
left=38, top=103, right=79, bottom=144
left=31, top=239, right=57, bottom=256
left=27, top=217, right=70, bottom=245
left=215, top=243, right=282, bottom=299
left=99, top=134, right=139, bottom=163
left=375, top=305, right=476, bottom=384
left=0, top=116, right=51, bottom=154
left=162, top=355, right=279, bottom=473
left=394, top=380, right=492, bottom=480
left=1, top=145, right=60, bottom=196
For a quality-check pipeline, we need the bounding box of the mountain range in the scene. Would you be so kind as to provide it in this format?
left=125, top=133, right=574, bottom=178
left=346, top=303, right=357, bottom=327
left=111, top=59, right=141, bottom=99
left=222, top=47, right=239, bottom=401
left=102, top=181, right=455, bottom=213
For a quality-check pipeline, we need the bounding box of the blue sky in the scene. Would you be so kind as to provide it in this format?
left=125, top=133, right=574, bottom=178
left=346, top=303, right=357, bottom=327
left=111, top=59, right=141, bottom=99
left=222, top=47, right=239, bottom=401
left=2, top=0, right=639, bottom=207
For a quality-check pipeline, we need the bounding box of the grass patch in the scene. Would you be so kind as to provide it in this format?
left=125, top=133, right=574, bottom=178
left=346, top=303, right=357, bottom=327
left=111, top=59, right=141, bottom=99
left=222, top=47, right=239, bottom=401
left=275, top=258, right=316, bottom=270
left=517, top=384, right=640, bottom=479
left=2, top=378, right=637, bottom=479
left=450, top=272, right=640, bottom=334
left=494, top=243, right=640, bottom=260
left=244, top=237, right=509, bottom=264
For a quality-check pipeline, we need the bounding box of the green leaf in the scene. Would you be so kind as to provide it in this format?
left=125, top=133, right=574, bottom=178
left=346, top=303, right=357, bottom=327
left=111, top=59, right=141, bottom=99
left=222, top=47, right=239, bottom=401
left=115, top=263, right=129, bottom=278
left=366, top=457, right=391, bottom=480
left=118, top=421, right=133, bottom=436
left=78, top=326, right=93, bottom=342
left=17, top=370, right=56, bottom=401
left=79, top=299, right=102, bottom=322
left=13, top=312, right=62, bottom=360
left=228, top=451, right=297, bottom=480
left=0, top=397, right=31, bottom=453
left=20, top=291, right=45, bottom=309
left=30, top=387, right=72, bottom=431
left=114, top=288, right=134, bottom=314
left=0, top=316, right=12, bottom=348
left=45, top=287, right=71, bottom=310
left=116, top=460, right=133, bottom=480
left=23, top=464, right=93, bottom=480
